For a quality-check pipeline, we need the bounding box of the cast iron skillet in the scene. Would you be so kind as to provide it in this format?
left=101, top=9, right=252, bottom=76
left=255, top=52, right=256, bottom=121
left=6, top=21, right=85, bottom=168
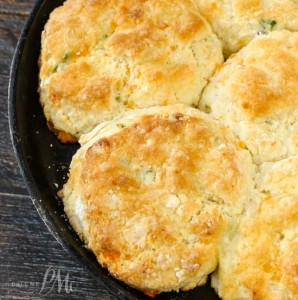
left=8, top=1, right=220, bottom=299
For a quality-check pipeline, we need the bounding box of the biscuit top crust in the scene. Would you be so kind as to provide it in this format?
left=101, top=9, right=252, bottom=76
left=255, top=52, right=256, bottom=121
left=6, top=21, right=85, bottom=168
left=230, top=33, right=298, bottom=119
left=196, top=0, right=298, bottom=56
left=65, top=106, right=253, bottom=294
left=213, top=156, right=298, bottom=300
left=200, top=31, right=298, bottom=163
left=83, top=114, right=244, bottom=209
left=214, top=195, right=298, bottom=300
left=243, top=155, right=298, bottom=299
left=41, top=0, right=206, bottom=76
left=214, top=31, right=298, bottom=120
left=39, top=0, right=223, bottom=140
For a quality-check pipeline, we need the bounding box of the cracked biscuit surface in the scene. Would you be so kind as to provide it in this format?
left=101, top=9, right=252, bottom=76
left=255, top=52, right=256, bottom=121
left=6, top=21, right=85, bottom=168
left=200, top=30, right=298, bottom=164
left=62, top=105, right=254, bottom=296
left=195, top=0, right=298, bottom=56
left=39, top=0, right=223, bottom=142
left=212, top=155, right=298, bottom=300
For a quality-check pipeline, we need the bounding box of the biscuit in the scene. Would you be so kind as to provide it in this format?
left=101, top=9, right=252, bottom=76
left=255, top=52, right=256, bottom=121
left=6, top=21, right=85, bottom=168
left=62, top=104, right=254, bottom=296
left=212, top=156, right=298, bottom=300
left=39, top=0, right=223, bottom=142
left=195, top=0, right=298, bottom=56
left=199, top=30, right=298, bottom=164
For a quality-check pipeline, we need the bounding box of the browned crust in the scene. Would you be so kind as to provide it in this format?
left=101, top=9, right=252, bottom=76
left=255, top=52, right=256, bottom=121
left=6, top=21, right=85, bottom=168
left=47, top=120, right=78, bottom=143
left=38, top=0, right=223, bottom=141
left=61, top=106, right=254, bottom=295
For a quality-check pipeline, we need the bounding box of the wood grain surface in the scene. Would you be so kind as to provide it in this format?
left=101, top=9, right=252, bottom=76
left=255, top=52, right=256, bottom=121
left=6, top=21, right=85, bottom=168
left=0, top=1, right=116, bottom=299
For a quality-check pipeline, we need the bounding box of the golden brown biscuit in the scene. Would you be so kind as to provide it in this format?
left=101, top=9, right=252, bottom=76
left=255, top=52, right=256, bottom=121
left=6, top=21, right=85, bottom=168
left=195, top=0, right=298, bottom=56
left=212, top=156, right=298, bottom=300
left=200, top=30, right=298, bottom=164
left=39, top=0, right=223, bottom=142
left=62, top=105, right=254, bottom=295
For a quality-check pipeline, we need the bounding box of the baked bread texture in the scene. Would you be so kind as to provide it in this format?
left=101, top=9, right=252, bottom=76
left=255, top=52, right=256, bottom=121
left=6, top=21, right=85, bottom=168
left=195, top=0, right=298, bottom=57
left=199, top=30, right=298, bottom=164
left=212, top=156, right=298, bottom=300
left=40, top=1, right=298, bottom=297
left=62, top=104, right=254, bottom=296
left=39, top=0, right=223, bottom=142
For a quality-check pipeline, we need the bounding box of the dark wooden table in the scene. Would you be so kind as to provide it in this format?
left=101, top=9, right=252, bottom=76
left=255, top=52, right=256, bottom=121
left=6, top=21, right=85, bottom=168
left=0, top=1, right=116, bottom=299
